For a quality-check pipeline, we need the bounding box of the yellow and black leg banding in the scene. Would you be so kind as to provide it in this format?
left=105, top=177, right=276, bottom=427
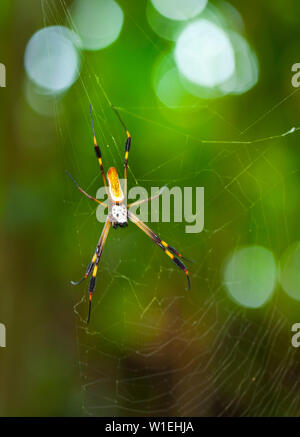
left=161, top=241, right=194, bottom=263
left=159, top=244, right=191, bottom=291
left=128, top=211, right=191, bottom=291
left=94, top=136, right=107, bottom=188
left=85, top=218, right=111, bottom=324
left=87, top=249, right=103, bottom=324
left=130, top=219, right=193, bottom=265
left=111, top=105, right=132, bottom=193
left=172, top=256, right=191, bottom=290
left=70, top=262, right=93, bottom=286
left=70, top=218, right=111, bottom=324
left=124, top=135, right=131, bottom=168
left=89, top=105, right=108, bottom=189
left=70, top=243, right=100, bottom=286
left=87, top=275, right=96, bottom=325
left=123, top=133, right=131, bottom=197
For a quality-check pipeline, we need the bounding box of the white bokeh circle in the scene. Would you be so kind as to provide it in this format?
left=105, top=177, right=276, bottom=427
left=24, top=26, right=80, bottom=94
left=71, top=0, right=124, bottom=51
left=174, top=19, right=235, bottom=87
left=151, top=0, right=207, bottom=21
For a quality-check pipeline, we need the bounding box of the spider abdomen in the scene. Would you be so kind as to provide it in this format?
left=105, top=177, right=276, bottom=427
left=110, top=204, right=128, bottom=227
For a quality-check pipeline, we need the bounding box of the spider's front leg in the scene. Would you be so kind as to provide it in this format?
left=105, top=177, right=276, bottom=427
left=111, top=106, right=131, bottom=198
left=66, top=171, right=108, bottom=208
left=127, top=186, right=167, bottom=209
left=89, top=104, right=109, bottom=194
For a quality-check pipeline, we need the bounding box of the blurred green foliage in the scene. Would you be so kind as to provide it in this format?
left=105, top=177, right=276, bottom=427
left=0, top=0, right=300, bottom=417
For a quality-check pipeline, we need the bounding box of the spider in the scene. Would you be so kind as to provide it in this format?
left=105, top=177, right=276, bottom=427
left=67, top=105, right=192, bottom=323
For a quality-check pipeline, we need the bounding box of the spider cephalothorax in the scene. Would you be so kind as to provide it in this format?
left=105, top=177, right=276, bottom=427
left=67, top=104, right=193, bottom=323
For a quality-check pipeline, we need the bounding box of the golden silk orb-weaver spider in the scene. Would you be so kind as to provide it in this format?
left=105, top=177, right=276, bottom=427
left=67, top=105, right=193, bottom=323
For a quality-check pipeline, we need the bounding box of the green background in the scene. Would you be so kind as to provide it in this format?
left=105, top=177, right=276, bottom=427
left=0, top=0, right=300, bottom=416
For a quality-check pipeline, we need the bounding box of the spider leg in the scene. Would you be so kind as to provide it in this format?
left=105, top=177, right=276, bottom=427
left=66, top=171, right=108, bottom=208
left=87, top=217, right=111, bottom=324
left=128, top=211, right=192, bottom=290
left=127, top=186, right=167, bottom=209
left=70, top=234, right=103, bottom=286
left=89, top=104, right=109, bottom=192
left=111, top=106, right=131, bottom=198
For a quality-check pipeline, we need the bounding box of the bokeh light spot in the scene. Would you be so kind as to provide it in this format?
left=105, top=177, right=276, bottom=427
left=279, top=241, right=300, bottom=301
left=146, top=1, right=186, bottom=41
left=24, top=26, right=80, bottom=94
left=24, top=80, right=59, bottom=118
left=220, top=32, right=259, bottom=95
left=71, top=0, right=124, bottom=51
left=151, top=0, right=207, bottom=21
left=174, top=19, right=235, bottom=87
left=223, top=246, right=277, bottom=308
left=156, top=67, right=189, bottom=107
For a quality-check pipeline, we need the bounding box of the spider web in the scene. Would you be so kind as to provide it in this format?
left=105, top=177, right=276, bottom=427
left=41, top=0, right=300, bottom=417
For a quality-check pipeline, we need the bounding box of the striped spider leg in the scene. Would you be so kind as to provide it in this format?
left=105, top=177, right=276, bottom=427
left=89, top=104, right=109, bottom=195
left=127, top=210, right=192, bottom=291
left=111, top=106, right=131, bottom=199
left=87, top=218, right=111, bottom=323
left=67, top=104, right=193, bottom=324
left=66, top=104, right=109, bottom=208
left=67, top=106, right=111, bottom=323
left=70, top=217, right=111, bottom=324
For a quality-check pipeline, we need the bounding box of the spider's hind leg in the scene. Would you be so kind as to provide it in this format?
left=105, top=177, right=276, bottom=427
left=86, top=218, right=111, bottom=324
left=128, top=211, right=192, bottom=290
left=70, top=251, right=98, bottom=286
